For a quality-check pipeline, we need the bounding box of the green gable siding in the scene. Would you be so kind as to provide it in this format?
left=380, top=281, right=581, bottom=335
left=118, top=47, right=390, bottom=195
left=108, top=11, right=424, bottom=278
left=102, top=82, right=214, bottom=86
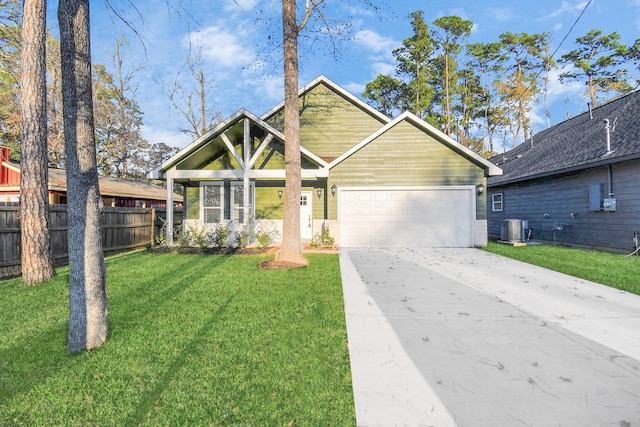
left=185, top=186, right=200, bottom=220
left=328, top=120, right=485, bottom=220
left=266, top=83, right=387, bottom=159
left=255, top=185, right=283, bottom=219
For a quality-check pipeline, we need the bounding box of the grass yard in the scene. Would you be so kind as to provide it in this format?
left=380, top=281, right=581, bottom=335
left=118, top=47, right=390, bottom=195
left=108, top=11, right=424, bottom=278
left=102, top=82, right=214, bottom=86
left=483, top=242, right=640, bottom=296
left=0, top=251, right=355, bottom=426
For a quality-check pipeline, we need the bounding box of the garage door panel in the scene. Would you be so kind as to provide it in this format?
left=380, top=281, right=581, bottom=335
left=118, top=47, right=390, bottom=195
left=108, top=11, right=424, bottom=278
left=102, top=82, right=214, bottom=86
left=340, top=188, right=473, bottom=248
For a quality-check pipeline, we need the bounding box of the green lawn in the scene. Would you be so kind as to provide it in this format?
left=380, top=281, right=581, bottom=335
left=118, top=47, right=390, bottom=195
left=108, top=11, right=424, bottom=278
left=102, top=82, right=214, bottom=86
left=483, top=242, right=640, bottom=296
left=0, top=251, right=355, bottom=426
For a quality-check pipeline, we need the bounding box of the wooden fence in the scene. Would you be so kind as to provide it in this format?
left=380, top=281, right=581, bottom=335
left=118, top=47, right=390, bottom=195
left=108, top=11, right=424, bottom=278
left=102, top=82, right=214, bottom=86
left=0, top=206, right=183, bottom=279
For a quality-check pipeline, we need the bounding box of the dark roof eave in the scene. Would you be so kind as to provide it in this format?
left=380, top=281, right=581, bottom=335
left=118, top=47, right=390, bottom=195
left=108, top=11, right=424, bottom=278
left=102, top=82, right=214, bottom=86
left=488, top=152, right=640, bottom=187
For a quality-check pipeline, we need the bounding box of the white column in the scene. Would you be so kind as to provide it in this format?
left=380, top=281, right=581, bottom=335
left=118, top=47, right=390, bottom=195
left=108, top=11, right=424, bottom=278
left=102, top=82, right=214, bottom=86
left=243, top=118, right=250, bottom=225
left=166, top=176, right=174, bottom=245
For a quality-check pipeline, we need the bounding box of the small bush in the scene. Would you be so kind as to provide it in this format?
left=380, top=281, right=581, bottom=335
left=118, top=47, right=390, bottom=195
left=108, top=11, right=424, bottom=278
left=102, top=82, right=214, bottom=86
left=180, top=223, right=212, bottom=248
left=155, top=218, right=169, bottom=246
left=234, top=219, right=255, bottom=249
left=210, top=223, right=231, bottom=247
left=311, top=223, right=335, bottom=248
left=254, top=226, right=280, bottom=249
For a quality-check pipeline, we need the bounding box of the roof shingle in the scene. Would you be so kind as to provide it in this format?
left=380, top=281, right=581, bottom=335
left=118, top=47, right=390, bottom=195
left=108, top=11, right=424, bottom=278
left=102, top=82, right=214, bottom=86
left=488, top=90, right=640, bottom=186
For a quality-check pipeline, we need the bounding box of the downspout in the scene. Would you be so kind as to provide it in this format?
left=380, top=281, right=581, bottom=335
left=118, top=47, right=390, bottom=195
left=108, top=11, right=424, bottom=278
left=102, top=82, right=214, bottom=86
left=604, top=119, right=613, bottom=198
left=608, top=164, right=614, bottom=199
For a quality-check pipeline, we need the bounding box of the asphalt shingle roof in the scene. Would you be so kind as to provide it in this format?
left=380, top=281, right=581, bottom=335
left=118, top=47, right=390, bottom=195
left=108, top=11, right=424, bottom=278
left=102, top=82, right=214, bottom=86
left=488, top=90, right=640, bottom=186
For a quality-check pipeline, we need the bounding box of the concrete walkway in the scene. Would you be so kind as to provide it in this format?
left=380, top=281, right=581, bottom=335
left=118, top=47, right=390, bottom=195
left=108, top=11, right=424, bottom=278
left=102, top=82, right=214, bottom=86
left=339, top=247, right=640, bottom=427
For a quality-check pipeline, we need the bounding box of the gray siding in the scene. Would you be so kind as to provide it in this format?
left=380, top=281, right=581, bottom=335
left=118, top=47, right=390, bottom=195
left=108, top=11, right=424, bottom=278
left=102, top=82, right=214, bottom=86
left=487, top=159, right=640, bottom=252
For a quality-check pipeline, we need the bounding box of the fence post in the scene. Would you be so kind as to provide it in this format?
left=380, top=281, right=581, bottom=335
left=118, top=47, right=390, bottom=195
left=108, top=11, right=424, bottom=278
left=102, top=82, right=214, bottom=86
left=151, top=208, right=156, bottom=247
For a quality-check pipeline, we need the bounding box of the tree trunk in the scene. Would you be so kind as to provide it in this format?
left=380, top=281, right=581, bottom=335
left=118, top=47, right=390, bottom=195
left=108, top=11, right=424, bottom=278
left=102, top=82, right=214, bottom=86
left=276, top=0, right=307, bottom=266
left=20, top=0, right=55, bottom=285
left=58, top=0, right=108, bottom=353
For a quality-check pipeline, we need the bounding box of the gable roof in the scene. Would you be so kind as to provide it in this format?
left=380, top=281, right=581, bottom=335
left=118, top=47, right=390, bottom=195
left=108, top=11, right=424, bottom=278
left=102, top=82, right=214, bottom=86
left=489, top=90, right=640, bottom=186
left=261, top=75, right=391, bottom=125
left=329, top=111, right=502, bottom=176
left=148, top=108, right=329, bottom=180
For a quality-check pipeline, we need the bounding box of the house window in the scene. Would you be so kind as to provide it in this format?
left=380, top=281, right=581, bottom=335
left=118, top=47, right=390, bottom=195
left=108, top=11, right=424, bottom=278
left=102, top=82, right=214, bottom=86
left=231, top=182, right=255, bottom=224
left=201, top=183, right=224, bottom=223
left=492, top=193, right=503, bottom=212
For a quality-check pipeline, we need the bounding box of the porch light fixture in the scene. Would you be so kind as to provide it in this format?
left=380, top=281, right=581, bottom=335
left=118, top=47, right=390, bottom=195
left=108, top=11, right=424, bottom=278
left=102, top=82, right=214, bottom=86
left=316, top=188, right=322, bottom=199
left=278, top=189, right=283, bottom=200
left=476, top=183, right=485, bottom=195
left=330, top=184, right=337, bottom=197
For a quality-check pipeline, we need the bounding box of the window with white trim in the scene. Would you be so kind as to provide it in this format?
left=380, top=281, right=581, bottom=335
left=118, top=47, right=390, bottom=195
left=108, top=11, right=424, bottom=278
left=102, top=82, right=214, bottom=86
left=491, top=193, right=503, bottom=212
left=231, top=182, right=255, bottom=224
left=201, top=183, right=224, bottom=223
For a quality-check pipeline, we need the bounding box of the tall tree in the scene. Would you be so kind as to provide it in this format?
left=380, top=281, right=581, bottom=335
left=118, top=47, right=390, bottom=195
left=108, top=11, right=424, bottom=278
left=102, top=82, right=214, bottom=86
left=465, top=42, right=505, bottom=153
left=392, top=10, right=436, bottom=119
left=497, top=32, right=545, bottom=145
left=46, top=34, right=65, bottom=167
left=169, top=45, right=220, bottom=139
left=540, top=34, right=555, bottom=128
left=58, top=0, right=108, bottom=353
left=277, top=0, right=312, bottom=266
left=559, top=30, right=633, bottom=106
left=20, top=0, right=54, bottom=284
left=431, top=15, right=472, bottom=136
left=362, top=74, right=407, bottom=117
left=0, top=14, right=21, bottom=157
left=94, top=35, right=148, bottom=179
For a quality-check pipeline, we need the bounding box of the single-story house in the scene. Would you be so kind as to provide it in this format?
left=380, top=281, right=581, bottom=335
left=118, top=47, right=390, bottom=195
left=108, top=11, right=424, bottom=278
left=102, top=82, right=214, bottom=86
left=148, top=75, right=502, bottom=248
left=0, top=146, right=182, bottom=208
left=487, top=90, right=640, bottom=253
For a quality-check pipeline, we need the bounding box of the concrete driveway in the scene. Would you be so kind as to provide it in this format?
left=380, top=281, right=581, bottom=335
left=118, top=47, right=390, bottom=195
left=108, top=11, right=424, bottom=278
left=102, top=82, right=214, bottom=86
left=339, top=247, right=640, bottom=427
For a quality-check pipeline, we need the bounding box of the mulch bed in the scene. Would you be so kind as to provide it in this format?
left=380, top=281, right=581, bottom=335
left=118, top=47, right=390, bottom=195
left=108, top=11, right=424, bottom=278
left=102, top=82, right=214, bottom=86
left=256, top=260, right=308, bottom=270
left=150, top=245, right=337, bottom=270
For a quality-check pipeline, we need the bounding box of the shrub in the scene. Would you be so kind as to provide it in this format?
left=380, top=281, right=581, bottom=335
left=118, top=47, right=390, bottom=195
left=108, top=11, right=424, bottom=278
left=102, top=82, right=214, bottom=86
left=254, top=226, right=280, bottom=249
left=234, top=219, right=255, bottom=249
left=311, top=223, right=335, bottom=248
left=210, top=222, right=231, bottom=247
left=155, top=218, right=169, bottom=246
left=180, top=223, right=212, bottom=248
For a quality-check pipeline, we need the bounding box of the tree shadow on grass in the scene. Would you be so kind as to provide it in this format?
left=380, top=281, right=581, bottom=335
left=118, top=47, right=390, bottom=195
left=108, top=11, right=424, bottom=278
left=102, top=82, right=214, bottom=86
left=123, top=294, right=236, bottom=426
left=0, top=253, right=232, bottom=413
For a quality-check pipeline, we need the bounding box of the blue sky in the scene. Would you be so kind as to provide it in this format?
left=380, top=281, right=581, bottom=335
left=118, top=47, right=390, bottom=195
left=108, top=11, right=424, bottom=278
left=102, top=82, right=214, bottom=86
left=76, top=0, right=640, bottom=150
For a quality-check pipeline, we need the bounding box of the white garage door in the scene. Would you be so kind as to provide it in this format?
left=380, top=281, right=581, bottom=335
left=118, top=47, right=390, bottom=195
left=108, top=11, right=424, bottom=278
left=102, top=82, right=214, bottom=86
left=339, top=187, right=475, bottom=247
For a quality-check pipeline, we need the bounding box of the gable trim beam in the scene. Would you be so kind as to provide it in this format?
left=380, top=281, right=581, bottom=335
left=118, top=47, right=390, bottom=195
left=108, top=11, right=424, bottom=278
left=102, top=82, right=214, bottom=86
left=220, top=131, right=245, bottom=169
left=248, top=134, right=274, bottom=170
left=165, top=168, right=329, bottom=180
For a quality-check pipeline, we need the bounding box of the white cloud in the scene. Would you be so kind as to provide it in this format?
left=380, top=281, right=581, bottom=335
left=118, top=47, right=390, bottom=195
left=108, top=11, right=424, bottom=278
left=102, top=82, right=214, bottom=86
left=352, top=29, right=398, bottom=78
left=371, top=62, right=396, bottom=77
left=545, top=1, right=589, bottom=19
left=342, top=81, right=366, bottom=96
left=142, top=126, right=194, bottom=149
left=185, top=25, right=256, bottom=69
left=223, top=0, right=261, bottom=12
left=486, top=7, right=513, bottom=22
left=530, top=65, right=589, bottom=131
left=353, top=29, right=398, bottom=57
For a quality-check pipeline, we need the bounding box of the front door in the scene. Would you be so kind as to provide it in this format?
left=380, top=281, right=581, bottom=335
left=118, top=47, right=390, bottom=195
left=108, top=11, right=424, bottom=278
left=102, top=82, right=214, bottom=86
left=300, top=191, right=313, bottom=239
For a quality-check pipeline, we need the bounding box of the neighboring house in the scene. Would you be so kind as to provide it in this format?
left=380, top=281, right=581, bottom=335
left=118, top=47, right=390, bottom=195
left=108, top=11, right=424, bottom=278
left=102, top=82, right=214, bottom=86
left=487, top=90, right=640, bottom=253
left=149, top=75, right=502, bottom=248
left=0, top=146, right=182, bottom=208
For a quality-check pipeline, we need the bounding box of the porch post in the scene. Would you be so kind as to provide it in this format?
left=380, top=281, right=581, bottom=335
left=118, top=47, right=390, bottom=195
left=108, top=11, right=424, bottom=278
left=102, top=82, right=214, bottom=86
left=243, top=118, right=250, bottom=225
left=166, top=176, right=174, bottom=245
